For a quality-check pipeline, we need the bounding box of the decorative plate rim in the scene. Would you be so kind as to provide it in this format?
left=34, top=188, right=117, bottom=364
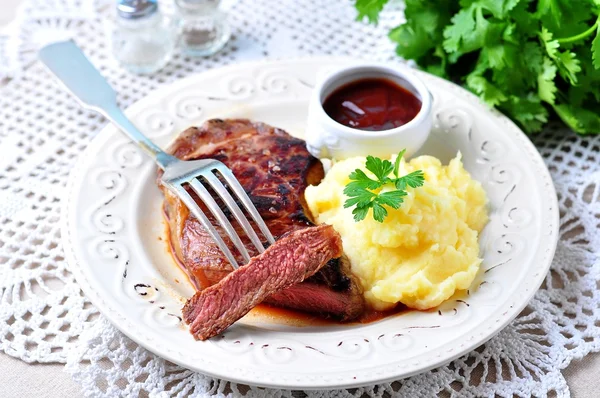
left=61, top=56, right=559, bottom=389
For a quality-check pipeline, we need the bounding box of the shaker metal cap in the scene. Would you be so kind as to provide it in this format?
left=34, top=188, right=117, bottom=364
left=117, top=0, right=158, bottom=19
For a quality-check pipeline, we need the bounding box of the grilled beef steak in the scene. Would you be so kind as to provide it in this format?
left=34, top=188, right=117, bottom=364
left=161, top=119, right=365, bottom=322
left=183, top=225, right=343, bottom=340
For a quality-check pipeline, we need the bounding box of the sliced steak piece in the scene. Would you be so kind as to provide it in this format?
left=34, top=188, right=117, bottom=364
left=183, top=225, right=343, bottom=340
left=161, top=118, right=365, bottom=321
left=264, top=255, right=364, bottom=320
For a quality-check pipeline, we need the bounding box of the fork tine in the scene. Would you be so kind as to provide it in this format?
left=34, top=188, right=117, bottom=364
left=214, top=165, right=276, bottom=245
left=202, top=172, right=266, bottom=253
left=169, top=184, right=240, bottom=270
left=188, top=178, right=251, bottom=264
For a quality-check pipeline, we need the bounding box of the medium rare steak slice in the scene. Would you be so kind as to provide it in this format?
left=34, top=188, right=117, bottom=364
left=183, top=225, right=343, bottom=340
left=161, top=119, right=365, bottom=321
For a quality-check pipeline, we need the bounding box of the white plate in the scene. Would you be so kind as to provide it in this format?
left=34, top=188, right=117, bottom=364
left=62, top=58, right=559, bottom=389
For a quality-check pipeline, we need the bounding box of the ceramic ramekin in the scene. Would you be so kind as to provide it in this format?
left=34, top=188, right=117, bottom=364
left=305, top=63, right=432, bottom=160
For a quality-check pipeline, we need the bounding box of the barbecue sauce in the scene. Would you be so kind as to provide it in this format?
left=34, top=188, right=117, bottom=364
left=322, top=78, right=422, bottom=131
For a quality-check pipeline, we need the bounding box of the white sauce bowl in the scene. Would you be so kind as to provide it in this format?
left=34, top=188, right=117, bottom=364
left=306, top=63, right=432, bottom=160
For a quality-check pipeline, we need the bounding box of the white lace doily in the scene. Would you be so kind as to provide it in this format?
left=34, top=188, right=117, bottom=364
left=0, top=0, right=598, bottom=396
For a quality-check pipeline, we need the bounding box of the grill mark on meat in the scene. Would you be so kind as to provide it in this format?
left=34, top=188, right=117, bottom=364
left=277, top=184, right=291, bottom=196
left=161, top=119, right=365, bottom=321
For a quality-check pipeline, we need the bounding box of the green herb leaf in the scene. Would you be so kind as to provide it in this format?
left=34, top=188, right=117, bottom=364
left=397, top=170, right=426, bottom=190
left=538, top=57, right=558, bottom=103
left=343, top=153, right=424, bottom=223
left=592, top=25, right=600, bottom=69
left=355, top=0, right=389, bottom=24
left=536, top=0, right=563, bottom=27
left=371, top=202, right=388, bottom=223
left=355, top=0, right=600, bottom=135
left=503, top=94, right=549, bottom=133
left=389, top=24, right=433, bottom=60
left=351, top=205, right=370, bottom=222
left=556, top=50, right=582, bottom=84
left=347, top=169, right=381, bottom=190
left=540, top=27, right=560, bottom=59
left=443, top=6, right=477, bottom=54
left=554, top=103, right=600, bottom=134
left=478, top=0, right=518, bottom=19
left=483, top=44, right=508, bottom=70
left=466, top=75, right=508, bottom=106
left=376, top=190, right=406, bottom=209
left=343, top=189, right=376, bottom=209
left=365, top=155, right=395, bottom=183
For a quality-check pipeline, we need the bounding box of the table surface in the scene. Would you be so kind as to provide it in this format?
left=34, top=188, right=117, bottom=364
left=0, top=0, right=598, bottom=396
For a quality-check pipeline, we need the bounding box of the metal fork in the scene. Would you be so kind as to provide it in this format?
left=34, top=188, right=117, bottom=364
left=39, top=40, right=274, bottom=269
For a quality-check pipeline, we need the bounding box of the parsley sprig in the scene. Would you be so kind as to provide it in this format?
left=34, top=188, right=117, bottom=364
left=343, top=150, right=425, bottom=223
left=355, top=0, right=600, bottom=135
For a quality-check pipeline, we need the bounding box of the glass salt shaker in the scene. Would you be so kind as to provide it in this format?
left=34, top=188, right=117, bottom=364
left=174, top=0, right=230, bottom=56
left=111, top=0, right=175, bottom=74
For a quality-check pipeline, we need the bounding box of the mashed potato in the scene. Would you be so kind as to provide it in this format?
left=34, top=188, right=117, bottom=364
left=305, top=153, right=488, bottom=311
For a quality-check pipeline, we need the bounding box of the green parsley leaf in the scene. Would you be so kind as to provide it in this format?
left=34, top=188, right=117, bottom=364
left=347, top=169, right=380, bottom=190
left=502, top=23, right=519, bottom=44
left=479, top=0, right=519, bottom=19
left=536, top=0, right=563, bottom=28
left=466, top=75, right=508, bottom=107
left=400, top=170, right=426, bottom=188
left=388, top=0, right=455, bottom=76
left=371, top=202, right=388, bottom=223
left=343, top=188, right=376, bottom=209
left=503, top=94, right=549, bottom=133
left=592, top=24, right=600, bottom=69
left=570, top=45, right=600, bottom=102
left=355, top=0, right=389, bottom=24
left=540, top=27, right=560, bottom=60
left=524, top=42, right=545, bottom=75
left=538, top=57, right=558, bottom=103
left=395, top=170, right=426, bottom=191
left=389, top=24, right=432, bottom=60
left=376, top=190, right=406, bottom=208
left=483, top=44, right=509, bottom=70
left=556, top=50, right=582, bottom=84
left=343, top=152, right=425, bottom=223
left=351, top=206, right=370, bottom=222
left=443, top=6, right=477, bottom=54
left=356, top=0, right=600, bottom=135
left=444, top=5, right=490, bottom=56
left=365, top=155, right=394, bottom=183
left=554, top=103, right=600, bottom=134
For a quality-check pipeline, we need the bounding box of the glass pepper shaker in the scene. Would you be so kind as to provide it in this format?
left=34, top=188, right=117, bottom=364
left=110, top=0, right=175, bottom=74
left=174, top=0, right=230, bottom=57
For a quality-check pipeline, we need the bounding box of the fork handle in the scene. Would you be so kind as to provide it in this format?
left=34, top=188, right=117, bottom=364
left=102, top=103, right=177, bottom=169
left=38, top=40, right=177, bottom=170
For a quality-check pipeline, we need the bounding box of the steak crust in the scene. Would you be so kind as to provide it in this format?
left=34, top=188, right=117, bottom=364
left=161, top=119, right=365, bottom=321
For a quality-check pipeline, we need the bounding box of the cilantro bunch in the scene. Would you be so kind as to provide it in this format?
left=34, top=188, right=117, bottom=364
left=355, top=0, right=600, bottom=134
left=344, top=151, right=425, bottom=222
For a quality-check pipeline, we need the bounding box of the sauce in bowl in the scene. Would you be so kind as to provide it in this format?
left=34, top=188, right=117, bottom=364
left=322, top=78, right=422, bottom=131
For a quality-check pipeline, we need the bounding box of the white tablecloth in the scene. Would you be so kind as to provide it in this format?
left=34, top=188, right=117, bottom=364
left=1, top=0, right=599, bottom=396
